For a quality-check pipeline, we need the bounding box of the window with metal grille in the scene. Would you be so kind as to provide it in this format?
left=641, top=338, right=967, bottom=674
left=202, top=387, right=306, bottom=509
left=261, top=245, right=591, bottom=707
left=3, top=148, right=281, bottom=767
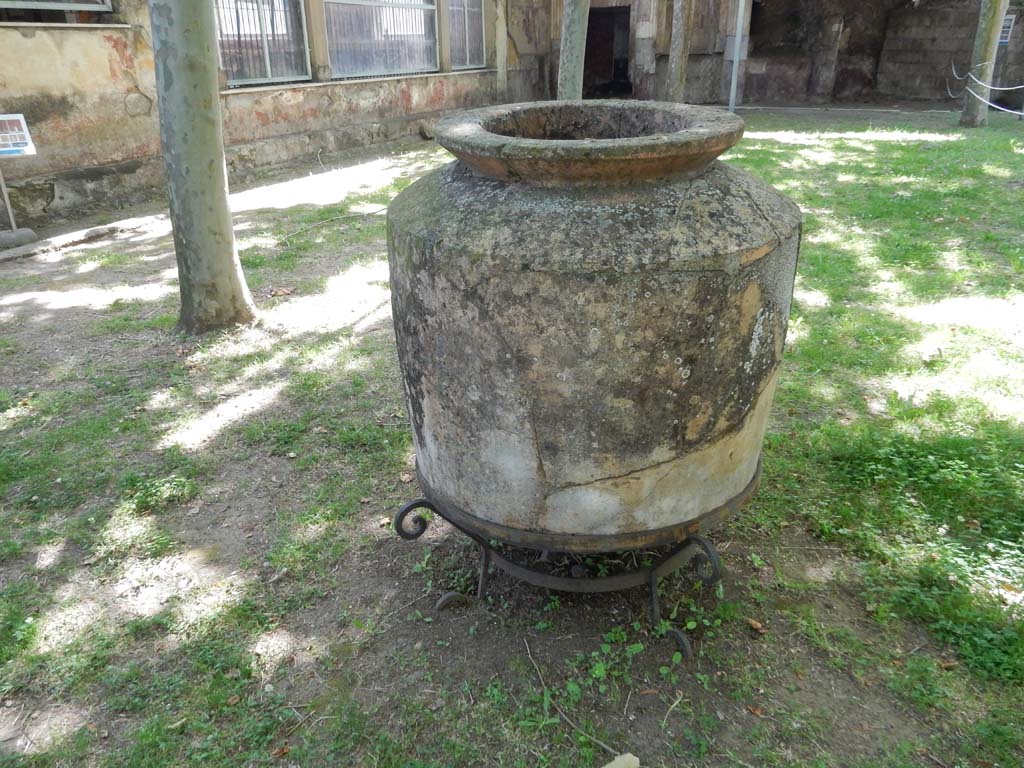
left=0, top=0, right=109, bottom=9
left=448, top=0, right=484, bottom=69
left=325, top=0, right=439, bottom=79
left=1000, top=13, right=1016, bottom=45
left=214, top=0, right=311, bottom=86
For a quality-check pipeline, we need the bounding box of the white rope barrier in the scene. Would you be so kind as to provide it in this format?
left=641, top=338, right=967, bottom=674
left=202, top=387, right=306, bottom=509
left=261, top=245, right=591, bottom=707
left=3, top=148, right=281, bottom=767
left=964, top=85, right=1024, bottom=116
left=948, top=60, right=1024, bottom=117
left=951, top=59, right=992, bottom=81
left=968, top=71, right=1024, bottom=91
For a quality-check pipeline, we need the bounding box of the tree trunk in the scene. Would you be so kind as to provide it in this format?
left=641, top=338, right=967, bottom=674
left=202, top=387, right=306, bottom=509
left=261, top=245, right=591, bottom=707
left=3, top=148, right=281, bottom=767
left=960, top=0, right=1010, bottom=128
left=665, top=0, right=693, bottom=102
left=147, top=0, right=257, bottom=333
left=557, top=0, right=591, bottom=99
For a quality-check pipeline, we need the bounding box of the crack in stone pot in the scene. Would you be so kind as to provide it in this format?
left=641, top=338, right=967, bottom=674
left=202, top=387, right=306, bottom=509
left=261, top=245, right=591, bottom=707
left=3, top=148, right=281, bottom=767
left=388, top=100, right=801, bottom=552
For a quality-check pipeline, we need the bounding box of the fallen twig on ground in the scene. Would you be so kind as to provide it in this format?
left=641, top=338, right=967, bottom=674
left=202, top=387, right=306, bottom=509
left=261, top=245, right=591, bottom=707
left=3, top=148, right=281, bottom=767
left=523, top=639, right=619, bottom=757
left=279, top=209, right=387, bottom=245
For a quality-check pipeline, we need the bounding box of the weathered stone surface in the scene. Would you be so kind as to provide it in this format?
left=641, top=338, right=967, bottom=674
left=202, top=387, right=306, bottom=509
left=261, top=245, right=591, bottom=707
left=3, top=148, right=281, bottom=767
left=0, top=228, right=38, bottom=251
left=124, top=91, right=153, bottom=117
left=388, top=101, right=801, bottom=551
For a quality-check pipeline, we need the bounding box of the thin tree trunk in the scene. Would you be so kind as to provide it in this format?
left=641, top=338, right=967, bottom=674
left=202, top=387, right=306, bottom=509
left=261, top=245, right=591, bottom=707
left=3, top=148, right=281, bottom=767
left=557, top=0, right=591, bottom=99
left=960, top=0, right=1010, bottom=128
left=148, top=0, right=257, bottom=333
left=665, top=0, right=693, bottom=102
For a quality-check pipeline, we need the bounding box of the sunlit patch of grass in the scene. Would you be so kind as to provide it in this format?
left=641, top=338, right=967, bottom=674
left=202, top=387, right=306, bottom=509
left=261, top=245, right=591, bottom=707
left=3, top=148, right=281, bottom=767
left=2, top=112, right=1023, bottom=766
left=73, top=250, right=135, bottom=268
left=0, top=579, right=41, bottom=668
left=91, top=312, right=177, bottom=335
left=92, top=474, right=197, bottom=560
left=239, top=182, right=408, bottom=279
left=730, top=111, right=1024, bottom=749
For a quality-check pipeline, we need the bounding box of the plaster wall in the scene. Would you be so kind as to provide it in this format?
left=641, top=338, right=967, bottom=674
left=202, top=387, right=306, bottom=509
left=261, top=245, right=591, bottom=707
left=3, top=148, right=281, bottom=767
left=0, top=22, right=158, bottom=177
left=0, top=0, right=550, bottom=228
left=220, top=71, right=502, bottom=181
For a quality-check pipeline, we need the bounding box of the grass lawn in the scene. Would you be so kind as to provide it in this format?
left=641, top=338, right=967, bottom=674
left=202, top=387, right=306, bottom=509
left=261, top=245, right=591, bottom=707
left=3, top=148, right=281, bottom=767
left=1, top=107, right=1022, bottom=767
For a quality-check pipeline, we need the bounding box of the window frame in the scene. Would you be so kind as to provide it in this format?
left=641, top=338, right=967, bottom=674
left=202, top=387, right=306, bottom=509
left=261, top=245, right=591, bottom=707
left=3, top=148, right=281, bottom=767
left=999, top=12, right=1016, bottom=45
left=448, top=0, right=486, bottom=71
left=0, top=0, right=111, bottom=9
left=215, top=0, right=313, bottom=88
left=324, top=0, right=440, bottom=80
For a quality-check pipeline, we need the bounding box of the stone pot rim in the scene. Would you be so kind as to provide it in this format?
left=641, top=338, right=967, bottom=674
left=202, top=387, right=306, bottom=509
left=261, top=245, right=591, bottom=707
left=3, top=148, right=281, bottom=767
left=435, top=99, right=745, bottom=184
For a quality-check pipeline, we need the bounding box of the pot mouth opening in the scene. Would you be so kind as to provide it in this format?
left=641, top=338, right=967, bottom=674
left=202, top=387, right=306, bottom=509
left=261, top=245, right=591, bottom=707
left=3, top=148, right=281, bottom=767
left=434, top=100, right=744, bottom=185
left=483, top=103, right=691, bottom=141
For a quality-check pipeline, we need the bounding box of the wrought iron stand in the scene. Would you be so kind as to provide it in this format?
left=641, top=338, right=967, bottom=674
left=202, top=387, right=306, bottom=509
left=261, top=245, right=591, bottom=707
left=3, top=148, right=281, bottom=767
left=394, top=498, right=724, bottom=658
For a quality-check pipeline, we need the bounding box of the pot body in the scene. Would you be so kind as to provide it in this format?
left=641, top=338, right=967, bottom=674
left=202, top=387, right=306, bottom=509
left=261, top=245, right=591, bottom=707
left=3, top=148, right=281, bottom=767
left=388, top=126, right=800, bottom=552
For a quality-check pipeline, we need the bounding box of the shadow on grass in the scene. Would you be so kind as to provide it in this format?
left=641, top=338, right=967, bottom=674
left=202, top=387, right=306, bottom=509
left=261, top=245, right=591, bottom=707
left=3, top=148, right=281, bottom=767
left=1, top=110, right=1023, bottom=766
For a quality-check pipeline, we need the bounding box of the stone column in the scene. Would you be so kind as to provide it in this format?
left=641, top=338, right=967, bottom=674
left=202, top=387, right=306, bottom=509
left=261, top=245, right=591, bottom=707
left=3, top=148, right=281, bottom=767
left=808, top=14, right=843, bottom=103
left=720, top=0, right=749, bottom=106
left=665, top=0, right=693, bottom=101
left=632, top=0, right=659, bottom=100
left=305, top=0, right=333, bottom=80
left=496, top=0, right=509, bottom=99
left=557, top=0, right=591, bottom=98
left=437, top=0, right=453, bottom=71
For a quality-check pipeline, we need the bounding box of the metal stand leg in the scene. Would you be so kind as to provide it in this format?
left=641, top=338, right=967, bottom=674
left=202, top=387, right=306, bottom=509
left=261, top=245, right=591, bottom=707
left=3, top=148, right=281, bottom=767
left=394, top=497, right=724, bottom=660
left=650, top=570, right=695, bottom=660
left=648, top=571, right=662, bottom=626
left=477, top=544, right=492, bottom=599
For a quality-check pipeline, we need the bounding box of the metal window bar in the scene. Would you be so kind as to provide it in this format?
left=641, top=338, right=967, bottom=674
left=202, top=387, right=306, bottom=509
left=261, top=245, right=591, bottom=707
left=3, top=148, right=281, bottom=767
left=448, top=0, right=485, bottom=69
left=214, top=0, right=311, bottom=87
left=0, top=1, right=111, bottom=9
left=1000, top=13, right=1016, bottom=45
left=325, top=0, right=439, bottom=79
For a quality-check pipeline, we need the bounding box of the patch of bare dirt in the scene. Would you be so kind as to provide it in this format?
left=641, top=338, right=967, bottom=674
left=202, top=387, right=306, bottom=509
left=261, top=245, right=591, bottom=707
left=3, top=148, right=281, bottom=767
left=1, top=161, right=955, bottom=766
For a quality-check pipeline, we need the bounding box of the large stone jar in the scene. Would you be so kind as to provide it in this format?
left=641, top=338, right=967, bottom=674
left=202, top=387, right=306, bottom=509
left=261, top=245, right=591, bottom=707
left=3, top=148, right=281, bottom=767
left=388, top=100, right=800, bottom=553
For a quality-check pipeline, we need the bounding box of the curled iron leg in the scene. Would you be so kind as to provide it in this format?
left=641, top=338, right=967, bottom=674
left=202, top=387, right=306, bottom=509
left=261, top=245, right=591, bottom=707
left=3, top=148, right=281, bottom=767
left=688, top=535, right=723, bottom=586
left=665, top=627, right=694, bottom=660
left=435, top=591, right=471, bottom=611
left=651, top=572, right=694, bottom=660
left=393, top=498, right=721, bottom=662
left=394, top=498, right=435, bottom=540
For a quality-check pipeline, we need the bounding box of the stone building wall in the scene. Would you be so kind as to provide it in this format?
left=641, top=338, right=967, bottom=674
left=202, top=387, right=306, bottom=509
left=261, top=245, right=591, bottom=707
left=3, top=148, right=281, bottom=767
left=546, top=0, right=750, bottom=103
left=743, top=0, right=906, bottom=103
left=994, top=1, right=1024, bottom=109
left=3, top=0, right=1022, bottom=229
left=877, top=0, right=1023, bottom=102
left=0, top=0, right=550, bottom=228
left=876, top=0, right=978, bottom=99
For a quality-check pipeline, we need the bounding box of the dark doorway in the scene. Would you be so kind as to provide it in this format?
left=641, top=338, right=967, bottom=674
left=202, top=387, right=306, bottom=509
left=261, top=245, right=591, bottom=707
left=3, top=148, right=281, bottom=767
left=583, top=7, right=631, bottom=98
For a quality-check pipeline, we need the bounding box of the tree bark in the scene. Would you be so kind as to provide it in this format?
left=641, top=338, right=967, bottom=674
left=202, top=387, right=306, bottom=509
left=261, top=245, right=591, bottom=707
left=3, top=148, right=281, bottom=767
left=147, top=0, right=257, bottom=333
left=557, top=0, right=591, bottom=99
left=665, top=0, right=693, bottom=102
left=960, top=0, right=1010, bottom=128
